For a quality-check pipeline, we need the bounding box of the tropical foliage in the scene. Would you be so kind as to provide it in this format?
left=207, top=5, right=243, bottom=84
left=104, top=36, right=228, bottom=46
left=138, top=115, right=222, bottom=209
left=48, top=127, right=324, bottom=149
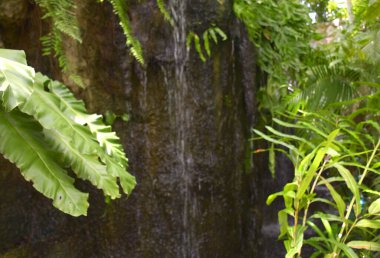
left=0, top=49, right=136, bottom=217
left=250, top=0, right=380, bottom=256
left=35, top=0, right=176, bottom=68
left=186, top=25, right=227, bottom=62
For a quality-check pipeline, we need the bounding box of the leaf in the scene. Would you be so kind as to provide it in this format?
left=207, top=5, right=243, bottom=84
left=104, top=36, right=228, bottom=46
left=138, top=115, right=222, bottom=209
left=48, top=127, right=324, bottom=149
left=44, top=129, right=121, bottom=199
left=0, top=108, right=89, bottom=216
left=0, top=49, right=28, bottom=64
left=108, top=0, right=144, bottom=64
left=368, top=198, right=380, bottom=215
left=203, top=31, right=211, bottom=57
left=278, top=209, right=289, bottom=238
left=296, top=147, right=326, bottom=200
left=321, top=177, right=346, bottom=218
left=347, top=241, right=380, bottom=252
left=252, top=128, right=302, bottom=158
left=43, top=74, right=135, bottom=194
left=269, top=143, right=275, bottom=178
left=332, top=163, right=361, bottom=216
left=355, top=219, right=380, bottom=229
left=214, top=27, right=227, bottom=41
left=0, top=50, right=34, bottom=111
left=265, top=125, right=315, bottom=149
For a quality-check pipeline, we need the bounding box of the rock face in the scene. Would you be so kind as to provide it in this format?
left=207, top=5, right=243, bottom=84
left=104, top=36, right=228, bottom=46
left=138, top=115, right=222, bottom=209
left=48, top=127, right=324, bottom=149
left=0, top=0, right=262, bottom=257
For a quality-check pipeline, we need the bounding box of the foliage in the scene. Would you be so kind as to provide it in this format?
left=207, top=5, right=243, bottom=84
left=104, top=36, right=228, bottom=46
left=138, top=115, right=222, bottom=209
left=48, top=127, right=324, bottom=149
left=35, top=0, right=82, bottom=76
left=156, top=0, right=174, bottom=26
left=37, top=0, right=178, bottom=68
left=186, top=25, right=227, bottom=62
left=0, top=49, right=136, bottom=217
left=104, top=0, right=145, bottom=64
left=250, top=0, right=380, bottom=256
left=255, top=107, right=380, bottom=257
left=234, top=0, right=313, bottom=85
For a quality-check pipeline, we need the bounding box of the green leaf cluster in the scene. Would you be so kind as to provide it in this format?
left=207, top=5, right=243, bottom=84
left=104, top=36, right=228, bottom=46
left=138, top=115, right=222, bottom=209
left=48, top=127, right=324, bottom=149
left=0, top=49, right=136, bottom=217
left=186, top=25, right=227, bottom=62
left=234, top=0, right=313, bottom=84
left=257, top=109, right=380, bottom=257
left=35, top=0, right=81, bottom=71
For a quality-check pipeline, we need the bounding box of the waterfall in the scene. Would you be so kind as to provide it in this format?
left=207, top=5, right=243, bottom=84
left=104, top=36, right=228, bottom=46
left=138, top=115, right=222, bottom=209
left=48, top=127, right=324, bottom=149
left=169, top=1, right=199, bottom=257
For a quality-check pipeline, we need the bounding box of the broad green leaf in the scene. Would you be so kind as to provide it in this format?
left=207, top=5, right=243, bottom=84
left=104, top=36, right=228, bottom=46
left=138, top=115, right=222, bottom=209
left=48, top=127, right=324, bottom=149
left=369, top=198, right=380, bottom=215
left=296, top=147, right=325, bottom=200
left=0, top=108, right=88, bottom=216
left=0, top=49, right=28, bottom=64
left=321, top=177, right=346, bottom=218
left=347, top=241, right=380, bottom=252
left=332, top=163, right=361, bottom=216
left=267, top=191, right=283, bottom=205
left=44, top=129, right=121, bottom=199
left=21, top=86, right=98, bottom=155
left=296, top=150, right=316, bottom=177
left=355, top=219, right=380, bottom=229
left=0, top=50, right=34, bottom=111
left=296, top=129, right=340, bottom=200
left=43, top=73, right=128, bottom=167
left=267, top=182, right=298, bottom=205
left=278, top=209, right=289, bottom=238
left=24, top=76, right=136, bottom=196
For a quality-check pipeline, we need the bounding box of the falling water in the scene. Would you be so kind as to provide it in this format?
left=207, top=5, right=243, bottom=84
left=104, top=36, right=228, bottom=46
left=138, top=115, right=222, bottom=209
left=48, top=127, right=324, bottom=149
left=169, top=0, right=198, bottom=257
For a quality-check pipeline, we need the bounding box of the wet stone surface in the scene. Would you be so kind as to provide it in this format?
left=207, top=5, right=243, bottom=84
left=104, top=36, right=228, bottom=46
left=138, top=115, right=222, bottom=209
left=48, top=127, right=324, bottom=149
left=0, top=0, right=267, bottom=257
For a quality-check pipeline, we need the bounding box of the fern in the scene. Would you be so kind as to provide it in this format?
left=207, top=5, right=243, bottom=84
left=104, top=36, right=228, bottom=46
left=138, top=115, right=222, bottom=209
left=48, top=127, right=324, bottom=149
left=40, top=29, right=68, bottom=70
left=156, top=0, right=174, bottom=25
left=107, top=0, right=144, bottom=64
left=35, top=0, right=81, bottom=71
left=187, top=26, right=227, bottom=62
left=0, top=48, right=136, bottom=216
left=35, top=0, right=81, bottom=42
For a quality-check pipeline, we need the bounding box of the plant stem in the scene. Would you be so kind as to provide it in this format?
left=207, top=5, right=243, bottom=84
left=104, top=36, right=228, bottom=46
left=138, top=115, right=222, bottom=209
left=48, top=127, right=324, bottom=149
left=302, top=159, right=328, bottom=227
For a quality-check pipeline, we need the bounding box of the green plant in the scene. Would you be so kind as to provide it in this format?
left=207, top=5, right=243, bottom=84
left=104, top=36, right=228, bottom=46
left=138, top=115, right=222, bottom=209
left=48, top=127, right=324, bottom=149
left=0, top=48, right=136, bottom=217
left=105, top=0, right=145, bottom=64
left=36, top=0, right=84, bottom=86
left=234, top=0, right=313, bottom=85
left=186, top=25, right=227, bottom=62
left=156, top=0, right=174, bottom=26
left=254, top=108, right=380, bottom=257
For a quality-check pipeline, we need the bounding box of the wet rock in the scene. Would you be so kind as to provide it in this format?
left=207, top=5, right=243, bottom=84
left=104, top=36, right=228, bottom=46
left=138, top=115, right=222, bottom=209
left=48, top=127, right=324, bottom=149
left=0, top=0, right=261, bottom=257
left=0, top=0, right=29, bottom=26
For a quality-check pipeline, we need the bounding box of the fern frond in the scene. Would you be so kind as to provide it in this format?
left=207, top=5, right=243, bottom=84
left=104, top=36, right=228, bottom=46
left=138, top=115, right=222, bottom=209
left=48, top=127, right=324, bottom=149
left=156, top=0, right=174, bottom=25
left=301, top=64, right=360, bottom=110
left=35, top=0, right=81, bottom=42
left=40, top=29, right=68, bottom=71
left=187, top=26, right=227, bottom=62
left=35, top=0, right=82, bottom=76
left=108, top=0, right=145, bottom=64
